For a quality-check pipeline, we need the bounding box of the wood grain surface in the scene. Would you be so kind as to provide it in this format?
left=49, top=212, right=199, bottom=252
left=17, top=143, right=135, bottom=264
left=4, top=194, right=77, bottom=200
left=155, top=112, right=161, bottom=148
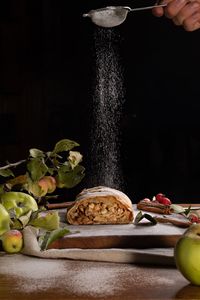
left=47, top=232, right=181, bottom=249
left=0, top=253, right=193, bottom=300
left=48, top=207, right=187, bottom=249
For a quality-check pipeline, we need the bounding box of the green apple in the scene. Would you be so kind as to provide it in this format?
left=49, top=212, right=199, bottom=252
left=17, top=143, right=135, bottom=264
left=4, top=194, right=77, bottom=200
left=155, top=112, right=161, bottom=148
left=174, top=224, right=200, bottom=285
left=0, top=191, right=38, bottom=218
left=0, top=204, right=10, bottom=235
left=1, top=229, right=23, bottom=253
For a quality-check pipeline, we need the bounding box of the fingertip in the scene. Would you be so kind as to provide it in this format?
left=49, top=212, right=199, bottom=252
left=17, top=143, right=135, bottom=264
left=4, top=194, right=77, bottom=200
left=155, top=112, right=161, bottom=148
left=152, top=7, right=165, bottom=17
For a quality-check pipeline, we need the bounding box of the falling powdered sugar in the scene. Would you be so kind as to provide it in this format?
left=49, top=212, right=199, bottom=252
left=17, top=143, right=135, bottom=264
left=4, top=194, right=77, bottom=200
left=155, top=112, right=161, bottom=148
left=88, top=28, right=125, bottom=190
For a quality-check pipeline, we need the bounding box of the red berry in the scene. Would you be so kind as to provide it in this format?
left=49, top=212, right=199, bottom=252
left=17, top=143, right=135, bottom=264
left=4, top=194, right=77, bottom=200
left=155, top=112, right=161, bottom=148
left=155, top=193, right=172, bottom=205
left=189, top=214, right=200, bottom=223
left=159, top=197, right=171, bottom=205
left=155, top=193, right=165, bottom=202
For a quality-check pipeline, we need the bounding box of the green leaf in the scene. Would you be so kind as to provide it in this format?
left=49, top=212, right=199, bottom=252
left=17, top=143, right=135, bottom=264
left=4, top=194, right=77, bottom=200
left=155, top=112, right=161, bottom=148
left=47, top=167, right=54, bottom=175
left=10, top=210, right=32, bottom=229
left=59, top=162, right=71, bottom=171
left=143, top=213, right=157, bottom=225
left=170, top=204, right=186, bottom=214
left=0, top=184, right=5, bottom=193
left=0, top=169, right=14, bottom=178
left=29, top=210, right=60, bottom=230
left=134, top=211, right=157, bottom=225
left=26, top=180, right=45, bottom=197
left=40, top=227, right=71, bottom=250
left=134, top=211, right=143, bottom=224
left=11, top=219, right=23, bottom=230
left=56, top=165, right=85, bottom=188
left=52, top=139, right=79, bottom=155
left=0, top=138, right=85, bottom=203
left=27, top=158, right=48, bottom=181
left=184, top=205, right=192, bottom=216
left=29, top=148, right=45, bottom=159
left=18, top=210, right=33, bottom=227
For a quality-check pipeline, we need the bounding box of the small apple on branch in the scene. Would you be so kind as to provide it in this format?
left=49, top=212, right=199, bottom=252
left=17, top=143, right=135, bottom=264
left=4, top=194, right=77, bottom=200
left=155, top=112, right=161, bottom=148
left=0, top=139, right=85, bottom=203
left=0, top=138, right=84, bottom=254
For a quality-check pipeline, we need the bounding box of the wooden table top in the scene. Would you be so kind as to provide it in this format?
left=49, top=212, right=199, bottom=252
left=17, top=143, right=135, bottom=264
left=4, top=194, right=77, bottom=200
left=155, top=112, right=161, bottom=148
left=1, top=204, right=200, bottom=300
left=1, top=252, right=199, bottom=300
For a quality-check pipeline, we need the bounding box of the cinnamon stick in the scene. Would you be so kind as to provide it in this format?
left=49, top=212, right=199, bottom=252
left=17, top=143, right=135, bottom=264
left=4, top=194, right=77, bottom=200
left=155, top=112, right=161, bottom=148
left=46, top=201, right=75, bottom=210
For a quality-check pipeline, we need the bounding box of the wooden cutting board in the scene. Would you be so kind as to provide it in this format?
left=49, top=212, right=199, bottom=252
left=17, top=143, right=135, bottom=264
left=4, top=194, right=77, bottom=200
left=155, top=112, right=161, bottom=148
left=47, top=207, right=188, bottom=250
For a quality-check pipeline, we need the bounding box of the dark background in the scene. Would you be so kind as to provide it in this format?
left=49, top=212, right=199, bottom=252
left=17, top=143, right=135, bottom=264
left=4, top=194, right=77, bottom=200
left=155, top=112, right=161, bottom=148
left=0, top=0, right=200, bottom=203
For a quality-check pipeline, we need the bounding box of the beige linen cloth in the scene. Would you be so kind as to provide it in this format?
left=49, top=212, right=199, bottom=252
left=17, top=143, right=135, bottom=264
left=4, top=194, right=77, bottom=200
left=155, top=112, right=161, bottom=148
left=22, top=226, right=175, bottom=266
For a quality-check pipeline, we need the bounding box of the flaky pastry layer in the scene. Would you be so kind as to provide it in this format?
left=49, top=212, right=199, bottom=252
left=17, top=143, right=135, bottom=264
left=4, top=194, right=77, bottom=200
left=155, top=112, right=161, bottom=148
left=66, top=186, right=134, bottom=225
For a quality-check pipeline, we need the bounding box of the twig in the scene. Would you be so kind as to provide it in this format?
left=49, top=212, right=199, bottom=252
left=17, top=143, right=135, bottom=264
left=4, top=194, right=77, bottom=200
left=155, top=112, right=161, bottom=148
left=0, top=159, right=26, bottom=170
left=155, top=216, right=192, bottom=228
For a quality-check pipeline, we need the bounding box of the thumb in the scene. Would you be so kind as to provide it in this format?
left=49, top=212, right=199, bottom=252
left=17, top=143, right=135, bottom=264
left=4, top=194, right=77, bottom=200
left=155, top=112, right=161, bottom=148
left=152, top=0, right=172, bottom=17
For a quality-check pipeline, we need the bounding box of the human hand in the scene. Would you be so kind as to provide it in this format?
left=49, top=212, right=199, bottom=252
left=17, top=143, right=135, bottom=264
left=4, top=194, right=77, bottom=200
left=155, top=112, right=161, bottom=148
left=152, top=0, right=200, bottom=31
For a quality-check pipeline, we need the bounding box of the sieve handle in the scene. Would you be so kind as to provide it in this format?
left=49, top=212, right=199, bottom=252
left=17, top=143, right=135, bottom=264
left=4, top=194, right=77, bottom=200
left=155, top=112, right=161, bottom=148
left=130, top=3, right=167, bottom=12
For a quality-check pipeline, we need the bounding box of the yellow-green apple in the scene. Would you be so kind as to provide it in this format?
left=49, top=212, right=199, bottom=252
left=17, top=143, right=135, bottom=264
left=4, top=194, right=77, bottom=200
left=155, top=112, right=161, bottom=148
left=0, top=204, right=10, bottom=235
left=1, top=229, right=23, bottom=253
left=174, top=224, right=200, bottom=285
left=28, top=176, right=57, bottom=197
left=0, top=191, right=38, bottom=218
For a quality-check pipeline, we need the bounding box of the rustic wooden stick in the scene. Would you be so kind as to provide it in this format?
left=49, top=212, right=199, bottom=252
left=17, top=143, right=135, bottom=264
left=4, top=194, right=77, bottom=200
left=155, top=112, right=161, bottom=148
left=155, top=216, right=192, bottom=228
left=179, top=204, right=200, bottom=207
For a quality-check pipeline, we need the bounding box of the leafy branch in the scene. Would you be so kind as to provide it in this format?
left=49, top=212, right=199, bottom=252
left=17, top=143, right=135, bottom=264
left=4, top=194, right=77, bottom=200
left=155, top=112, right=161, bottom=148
left=0, top=139, right=85, bottom=203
